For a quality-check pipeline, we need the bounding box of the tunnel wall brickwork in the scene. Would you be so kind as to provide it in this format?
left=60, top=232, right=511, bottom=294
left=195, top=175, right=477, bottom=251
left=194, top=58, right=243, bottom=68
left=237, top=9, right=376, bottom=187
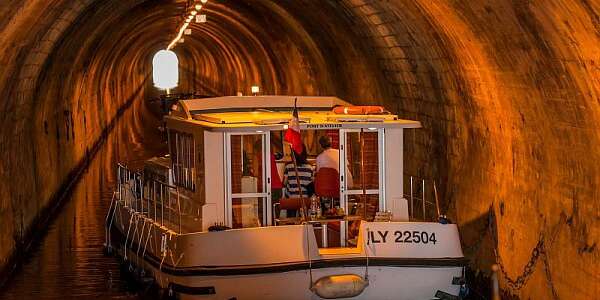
left=0, top=0, right=598, bottom=299
left=337, top=0, right=599, bottom=298
left=0, top=0, right=158, bottom=282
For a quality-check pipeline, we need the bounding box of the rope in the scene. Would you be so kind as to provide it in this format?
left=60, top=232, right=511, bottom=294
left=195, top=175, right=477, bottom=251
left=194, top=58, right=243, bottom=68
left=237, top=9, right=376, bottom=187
left=129, top=214, right=140, bottom=250
left=105, top=191, right=118, bottom=249
left=105, top=191, right=116, bottom=247
left=136, top=217, right=148, bottom=258
left=141, top=221, right=153, bottom=258
left=364, top=226, right=370, bottom=282
left=306, top=225, right=314, bottom=289
left=124, top=213, right=135, bottom=260
left=158, top=233, right=167, bottom=284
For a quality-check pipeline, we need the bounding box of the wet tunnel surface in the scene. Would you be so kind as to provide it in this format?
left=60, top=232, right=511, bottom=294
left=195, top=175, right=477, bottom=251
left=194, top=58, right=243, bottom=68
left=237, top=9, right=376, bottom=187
left=0, top=100, right=165, bottom=299
left=1, top=0, right=599, bottom=299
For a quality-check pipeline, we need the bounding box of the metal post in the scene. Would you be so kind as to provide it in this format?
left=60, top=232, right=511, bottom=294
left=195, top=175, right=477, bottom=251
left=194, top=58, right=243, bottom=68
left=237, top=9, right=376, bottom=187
left=410, top=176, right=414, bottom=219
left=139, top=176, right=143, bottom=214
left=168, top=185, right=171, bottom=226
left=177, top=188, right=182, bottom=234
left=161, top=184, right=164, bottom=226
left=153, top=181, right=157, bottom=221
left=146, top=179, right=152, bottom=218
left=134, top=175, right=138, bottom=212
left=422, top=179, right=426, bottom=221
left=117, top=166, right=121, bottom=202
left=433, top=180, right=441, bottom=218
left=125, top=169, right=129, bottom=208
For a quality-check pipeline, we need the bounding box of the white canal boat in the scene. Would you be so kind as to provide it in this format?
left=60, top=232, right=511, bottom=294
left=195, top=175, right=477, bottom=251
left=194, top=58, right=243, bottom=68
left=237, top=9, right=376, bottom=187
left=105, top=96, right=468, bottom=299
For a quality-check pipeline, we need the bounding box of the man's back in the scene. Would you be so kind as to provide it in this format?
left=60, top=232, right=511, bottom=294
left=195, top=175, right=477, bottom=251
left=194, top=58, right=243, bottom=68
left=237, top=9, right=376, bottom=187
left=316, top=148, right=339, bottom=172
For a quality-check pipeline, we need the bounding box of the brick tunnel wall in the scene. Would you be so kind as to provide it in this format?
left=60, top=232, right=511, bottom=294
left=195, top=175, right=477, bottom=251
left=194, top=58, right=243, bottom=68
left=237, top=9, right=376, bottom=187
left=337, top=0, right=599, bottom=298
left=0, top=0, right=599, bottom=299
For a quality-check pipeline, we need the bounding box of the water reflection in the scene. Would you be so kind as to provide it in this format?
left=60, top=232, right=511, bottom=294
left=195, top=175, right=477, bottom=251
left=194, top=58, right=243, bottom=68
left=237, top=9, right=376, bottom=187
left=1, top=99, right=166, bottom=299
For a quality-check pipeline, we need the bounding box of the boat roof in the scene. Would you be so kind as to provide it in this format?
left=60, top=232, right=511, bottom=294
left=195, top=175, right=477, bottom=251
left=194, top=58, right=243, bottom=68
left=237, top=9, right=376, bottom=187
left=180, top=96, right=350, bottom=114
left=168, top=95, right=421, bottom=132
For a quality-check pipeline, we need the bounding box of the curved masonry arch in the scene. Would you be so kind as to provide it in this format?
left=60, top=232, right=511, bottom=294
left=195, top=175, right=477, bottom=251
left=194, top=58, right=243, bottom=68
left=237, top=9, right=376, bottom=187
left=0, top=1, right=598, bottom=298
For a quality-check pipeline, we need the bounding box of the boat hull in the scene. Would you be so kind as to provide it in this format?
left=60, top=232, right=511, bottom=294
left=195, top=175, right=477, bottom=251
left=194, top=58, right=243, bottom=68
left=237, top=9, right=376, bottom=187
left=117, top=246, right=462, bottom=300
left=108, top=203, right=466, bottom=299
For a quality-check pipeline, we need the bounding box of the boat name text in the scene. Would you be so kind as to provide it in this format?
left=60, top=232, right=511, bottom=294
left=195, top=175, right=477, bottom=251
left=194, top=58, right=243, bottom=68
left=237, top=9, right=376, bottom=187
left=368, top=230, right=437, bottom=245
left=305, top=124, right=342, bottom=129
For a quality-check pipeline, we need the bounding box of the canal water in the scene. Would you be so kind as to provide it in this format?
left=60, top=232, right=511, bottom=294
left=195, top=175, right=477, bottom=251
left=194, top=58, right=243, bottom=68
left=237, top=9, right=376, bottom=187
left=0, top=99, right=165, bottom=299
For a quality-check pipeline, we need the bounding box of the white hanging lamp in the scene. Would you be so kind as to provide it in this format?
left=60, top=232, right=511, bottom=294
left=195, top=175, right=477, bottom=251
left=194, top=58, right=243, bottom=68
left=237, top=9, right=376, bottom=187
left=152, top=49, right=179, bottom=91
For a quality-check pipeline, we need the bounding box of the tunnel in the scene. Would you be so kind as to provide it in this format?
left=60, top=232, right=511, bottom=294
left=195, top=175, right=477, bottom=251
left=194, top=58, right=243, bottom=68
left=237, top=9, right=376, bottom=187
left=0, top=0, right=598, bottom=299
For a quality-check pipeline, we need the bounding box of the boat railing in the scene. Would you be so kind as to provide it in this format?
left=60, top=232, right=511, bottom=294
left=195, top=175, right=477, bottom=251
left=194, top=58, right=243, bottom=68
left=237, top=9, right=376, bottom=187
left=117, top=163, right=187, bottom=234
left=404, top=175, right=441, bottom=222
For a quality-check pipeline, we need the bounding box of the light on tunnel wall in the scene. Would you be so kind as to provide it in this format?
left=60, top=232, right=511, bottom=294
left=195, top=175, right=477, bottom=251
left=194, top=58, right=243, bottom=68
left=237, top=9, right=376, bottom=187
left=251, top=85, right=260, bottom=95
left=152, top=50, right=179, bottom=90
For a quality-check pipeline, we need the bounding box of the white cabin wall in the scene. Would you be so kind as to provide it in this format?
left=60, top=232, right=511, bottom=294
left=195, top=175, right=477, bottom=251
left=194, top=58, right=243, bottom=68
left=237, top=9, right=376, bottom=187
left=384, top=129, right=408, bottom=221
left=202, top=131, right=226, bottom=230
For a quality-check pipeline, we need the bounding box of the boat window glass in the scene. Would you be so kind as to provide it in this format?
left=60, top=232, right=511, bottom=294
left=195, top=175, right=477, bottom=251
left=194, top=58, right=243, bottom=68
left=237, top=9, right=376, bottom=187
left=231, top=197, right=265, bottom=228
left=345, top=131, right=379, bottom=190
left=227, top=133, right=269, bottom=228
left=230, top=135, right=264, bottom=194
left=169, top=130, right=195, bottom=191
left=343, top=130, right=380, bottom=222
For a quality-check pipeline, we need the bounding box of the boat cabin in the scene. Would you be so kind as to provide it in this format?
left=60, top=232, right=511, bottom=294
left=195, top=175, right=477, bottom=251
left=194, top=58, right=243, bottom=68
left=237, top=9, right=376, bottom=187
left=162, top=96, right=421, bottom=245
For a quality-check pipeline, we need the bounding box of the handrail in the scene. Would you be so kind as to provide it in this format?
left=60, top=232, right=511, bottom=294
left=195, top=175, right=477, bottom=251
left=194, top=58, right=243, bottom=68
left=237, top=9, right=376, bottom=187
left=404, top=175, right=441, bottom=222
left=116, top=164, right=198, bottom=234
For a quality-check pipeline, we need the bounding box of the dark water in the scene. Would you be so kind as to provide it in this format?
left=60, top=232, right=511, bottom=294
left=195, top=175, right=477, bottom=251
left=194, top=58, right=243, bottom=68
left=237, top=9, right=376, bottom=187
left=0, top=100, right=165, bottom=299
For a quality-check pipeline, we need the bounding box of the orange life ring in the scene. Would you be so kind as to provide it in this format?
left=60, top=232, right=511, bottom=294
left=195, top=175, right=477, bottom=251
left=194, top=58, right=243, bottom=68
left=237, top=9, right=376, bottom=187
left=332, top=106, right=386, bottom=115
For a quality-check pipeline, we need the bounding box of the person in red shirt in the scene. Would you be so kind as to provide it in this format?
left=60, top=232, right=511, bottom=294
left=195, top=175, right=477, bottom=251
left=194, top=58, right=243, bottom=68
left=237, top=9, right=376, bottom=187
left=270, top=152, right=283, bottom=201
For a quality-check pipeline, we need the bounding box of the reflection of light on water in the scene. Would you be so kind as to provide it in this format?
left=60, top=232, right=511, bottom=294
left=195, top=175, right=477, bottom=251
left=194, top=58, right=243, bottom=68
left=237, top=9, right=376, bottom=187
left=1, top=98, right=166, bottom=299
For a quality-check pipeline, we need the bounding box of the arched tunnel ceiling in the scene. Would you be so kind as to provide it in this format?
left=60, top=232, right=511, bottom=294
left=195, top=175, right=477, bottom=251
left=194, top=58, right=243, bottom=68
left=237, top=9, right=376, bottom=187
left=0, top=0, right=599, bottom=298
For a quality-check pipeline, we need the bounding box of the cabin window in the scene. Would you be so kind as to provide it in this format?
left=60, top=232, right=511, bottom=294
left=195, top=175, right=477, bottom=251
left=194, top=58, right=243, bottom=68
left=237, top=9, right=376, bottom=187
left=226, top=133, right=270, bottom=228
left=342, top=130, right=382, bottom=222
left=169, top=130, right=196, bottom=191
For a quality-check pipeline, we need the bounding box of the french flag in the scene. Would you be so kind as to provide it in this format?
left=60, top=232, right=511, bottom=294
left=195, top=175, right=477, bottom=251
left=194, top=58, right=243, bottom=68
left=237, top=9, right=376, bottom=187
left=284, top=99, right=303, bottom=155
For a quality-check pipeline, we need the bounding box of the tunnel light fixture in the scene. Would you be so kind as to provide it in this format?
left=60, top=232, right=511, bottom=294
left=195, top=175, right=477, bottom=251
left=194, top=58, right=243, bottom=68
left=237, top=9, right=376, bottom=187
left=251, top=85, right=260, bottom=95
left=184, top=28, right=192, bottom=35
left=167, top=0, right=208, bottom=50
left=152, top=50, right=179, bottom=90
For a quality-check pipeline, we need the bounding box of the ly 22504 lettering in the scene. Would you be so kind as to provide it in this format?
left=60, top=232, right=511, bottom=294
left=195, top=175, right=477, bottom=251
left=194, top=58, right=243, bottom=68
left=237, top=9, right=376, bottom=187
left=368, top=230, right=437, bottom=245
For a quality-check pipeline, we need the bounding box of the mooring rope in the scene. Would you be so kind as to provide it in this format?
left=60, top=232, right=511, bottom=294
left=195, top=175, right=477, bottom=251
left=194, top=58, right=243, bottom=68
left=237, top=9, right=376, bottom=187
left=364, top=226, right=370, bottom=282
left=105, top=191, right=116, bottom=248
left=129, top=214, right=140, bottom=250
left=136, top=217, right=148, bottom=259
left=305, top=225, right=314, bottom=289
left=141, top=221, right=153, bottom=258
left=124, top=213, right=135, bottom=260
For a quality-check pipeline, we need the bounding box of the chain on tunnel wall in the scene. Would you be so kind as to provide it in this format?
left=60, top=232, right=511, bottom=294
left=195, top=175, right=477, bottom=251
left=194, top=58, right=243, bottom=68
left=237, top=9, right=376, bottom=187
left=0, top=0, right=599, bottom=299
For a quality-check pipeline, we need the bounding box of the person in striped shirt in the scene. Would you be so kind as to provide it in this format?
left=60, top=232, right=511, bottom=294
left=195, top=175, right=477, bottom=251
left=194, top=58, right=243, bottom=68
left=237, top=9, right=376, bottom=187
left=283, top=148, right=314, bottom=202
